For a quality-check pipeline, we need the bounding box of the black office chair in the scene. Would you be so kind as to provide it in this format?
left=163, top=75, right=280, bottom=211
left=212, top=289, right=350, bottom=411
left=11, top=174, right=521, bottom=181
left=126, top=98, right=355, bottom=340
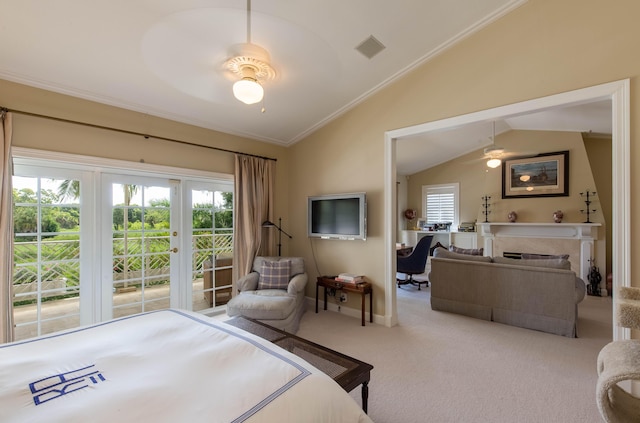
left=397, top=235, right=433, bottom=290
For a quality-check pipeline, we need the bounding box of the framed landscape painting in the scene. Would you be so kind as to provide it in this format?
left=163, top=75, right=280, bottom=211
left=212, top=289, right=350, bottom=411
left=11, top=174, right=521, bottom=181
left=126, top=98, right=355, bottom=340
left=502, top=150, right=569, bottom=198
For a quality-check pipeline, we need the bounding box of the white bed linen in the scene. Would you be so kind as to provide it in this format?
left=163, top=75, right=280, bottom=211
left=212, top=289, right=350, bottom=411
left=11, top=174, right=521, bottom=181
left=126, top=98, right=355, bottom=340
left=0, top=309, right=373, bottom=423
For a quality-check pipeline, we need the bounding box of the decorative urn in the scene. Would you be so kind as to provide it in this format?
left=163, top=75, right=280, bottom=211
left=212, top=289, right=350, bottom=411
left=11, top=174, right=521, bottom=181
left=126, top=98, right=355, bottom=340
left=404, top=209, right=417, bottom=220
left=553, top=210, right=564, bottom=223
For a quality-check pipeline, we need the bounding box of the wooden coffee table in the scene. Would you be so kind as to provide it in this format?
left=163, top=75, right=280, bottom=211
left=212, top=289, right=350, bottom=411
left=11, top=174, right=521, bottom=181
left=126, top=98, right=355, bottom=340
left=225, top=316, right=373, bottom=413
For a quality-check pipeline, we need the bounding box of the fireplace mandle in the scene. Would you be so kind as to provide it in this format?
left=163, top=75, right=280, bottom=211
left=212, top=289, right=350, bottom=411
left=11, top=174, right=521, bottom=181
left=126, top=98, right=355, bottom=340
left=477, top=222, right=604, bottom=294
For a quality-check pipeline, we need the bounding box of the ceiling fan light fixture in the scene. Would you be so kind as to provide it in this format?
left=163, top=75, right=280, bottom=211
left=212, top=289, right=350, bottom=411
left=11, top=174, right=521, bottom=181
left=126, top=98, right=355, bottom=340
left=232, top=66, right=264, bottom=104
left=484, top=146, right=505, bottom=156
left=225, top=45, right=275, bottom=105
left=486, top=158, right=501, bottom=168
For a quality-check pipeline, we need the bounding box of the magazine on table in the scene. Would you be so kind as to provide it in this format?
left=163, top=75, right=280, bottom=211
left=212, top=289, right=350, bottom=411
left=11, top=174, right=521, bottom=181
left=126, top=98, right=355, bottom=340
left=336, top=273, right=364, bottom=284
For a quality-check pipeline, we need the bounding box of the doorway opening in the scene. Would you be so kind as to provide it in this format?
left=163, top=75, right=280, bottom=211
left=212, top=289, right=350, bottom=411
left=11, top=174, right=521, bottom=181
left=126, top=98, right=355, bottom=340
left=383, top=79, right=630, bottom=342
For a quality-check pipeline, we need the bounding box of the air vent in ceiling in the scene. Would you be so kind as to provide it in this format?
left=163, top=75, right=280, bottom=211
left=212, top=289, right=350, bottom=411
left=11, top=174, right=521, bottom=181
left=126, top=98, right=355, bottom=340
left=355, top=35, right=386, bottom=59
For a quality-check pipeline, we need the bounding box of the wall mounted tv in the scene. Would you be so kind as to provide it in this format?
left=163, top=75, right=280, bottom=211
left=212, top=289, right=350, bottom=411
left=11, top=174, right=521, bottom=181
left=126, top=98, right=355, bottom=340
left=307, top=192, right=367, bottom=240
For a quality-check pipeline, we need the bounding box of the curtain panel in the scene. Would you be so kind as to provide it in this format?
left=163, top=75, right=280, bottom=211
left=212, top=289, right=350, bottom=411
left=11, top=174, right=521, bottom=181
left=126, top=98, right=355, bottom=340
left=0, top=111, right=14, bottom=344
left=232, top=155, right=275, bottom=285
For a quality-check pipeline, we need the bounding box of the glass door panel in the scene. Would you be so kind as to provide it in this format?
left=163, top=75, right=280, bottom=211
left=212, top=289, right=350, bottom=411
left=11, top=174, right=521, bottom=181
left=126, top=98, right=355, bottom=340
left=190, top=187, right=233, bottom=312
left=12, top=174, right=82, bottom=340
left=110, top=182, right=173, bottom=318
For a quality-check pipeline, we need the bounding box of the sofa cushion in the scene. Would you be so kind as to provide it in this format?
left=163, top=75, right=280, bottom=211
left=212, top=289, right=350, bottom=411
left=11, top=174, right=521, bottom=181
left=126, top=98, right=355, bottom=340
left=449, top=245, right=484, bottom=256
left=433, top=247, right=492, bottom=262
left=521, top=253, right=570, bottom=260
left=492, top=256, right=571, bottom=270
left=226, top=290, right=297, bottom=320
left=258, top=260, right=291, bottom=289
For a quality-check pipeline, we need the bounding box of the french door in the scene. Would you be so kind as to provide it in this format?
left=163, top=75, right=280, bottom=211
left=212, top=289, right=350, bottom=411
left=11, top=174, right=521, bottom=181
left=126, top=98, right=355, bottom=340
left=187, top=181, right=234, bottom=312
left=101, top=174, right=180, bottom=320
left=12, top=154, right=233, bottom=341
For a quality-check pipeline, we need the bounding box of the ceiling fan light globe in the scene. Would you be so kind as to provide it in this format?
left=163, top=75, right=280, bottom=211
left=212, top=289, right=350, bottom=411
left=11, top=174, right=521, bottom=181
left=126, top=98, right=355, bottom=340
left=486, top=158, right=501, bottom=168
left=233, top=78, right=264, bottom=104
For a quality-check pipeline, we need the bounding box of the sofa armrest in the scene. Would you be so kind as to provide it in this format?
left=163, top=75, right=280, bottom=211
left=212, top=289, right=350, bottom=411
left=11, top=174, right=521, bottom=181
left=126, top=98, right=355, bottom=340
left=236, top=272, right=259, bottom=292
left=576, top=277, right=587, bottom=303
left=287, top=273, right=308, bottom=295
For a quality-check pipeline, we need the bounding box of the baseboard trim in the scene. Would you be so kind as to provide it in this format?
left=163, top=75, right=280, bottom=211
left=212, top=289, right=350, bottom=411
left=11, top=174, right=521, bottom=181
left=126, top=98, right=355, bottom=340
left=304, top=296, right=381, bottom=325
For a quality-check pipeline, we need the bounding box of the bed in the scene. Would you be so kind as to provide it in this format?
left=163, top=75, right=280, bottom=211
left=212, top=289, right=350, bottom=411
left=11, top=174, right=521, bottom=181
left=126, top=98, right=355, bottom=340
left=0, top=309, right=373, bottom=422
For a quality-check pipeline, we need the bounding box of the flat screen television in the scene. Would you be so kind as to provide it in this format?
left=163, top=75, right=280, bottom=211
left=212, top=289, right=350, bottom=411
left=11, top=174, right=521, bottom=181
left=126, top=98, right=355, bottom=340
left=307, top=193, right=367, bottom=240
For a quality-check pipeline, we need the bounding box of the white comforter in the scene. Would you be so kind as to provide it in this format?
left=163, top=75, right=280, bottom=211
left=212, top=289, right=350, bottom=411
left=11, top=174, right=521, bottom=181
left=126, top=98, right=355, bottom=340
left=0, top=309, right=373, bottom=423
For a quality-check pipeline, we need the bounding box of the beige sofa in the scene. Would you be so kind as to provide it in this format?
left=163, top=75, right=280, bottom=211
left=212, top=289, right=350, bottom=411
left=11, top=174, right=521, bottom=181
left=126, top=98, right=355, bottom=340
left=429, top=248, right=586, bottom=337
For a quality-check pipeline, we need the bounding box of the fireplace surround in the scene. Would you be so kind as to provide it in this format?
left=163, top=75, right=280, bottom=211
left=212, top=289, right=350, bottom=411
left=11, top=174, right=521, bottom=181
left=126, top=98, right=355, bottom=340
left=477, top=222, right=603, bottom=293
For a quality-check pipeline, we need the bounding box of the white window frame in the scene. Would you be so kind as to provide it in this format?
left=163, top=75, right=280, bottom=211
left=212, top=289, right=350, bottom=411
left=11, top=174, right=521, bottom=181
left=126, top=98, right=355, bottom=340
left=421, top=183, right=459, bottom=229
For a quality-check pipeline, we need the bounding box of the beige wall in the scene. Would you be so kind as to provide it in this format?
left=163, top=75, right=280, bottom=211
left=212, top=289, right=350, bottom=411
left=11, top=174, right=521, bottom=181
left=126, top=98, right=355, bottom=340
left=406, top=129, right=611, bottom=276
left=584, top=135, right=613, bottom=278
left=0, top=79, right=293, bottom=255
left=408, top=130, right=604, bottom=225
left=289, top=0, right=639, bottom=316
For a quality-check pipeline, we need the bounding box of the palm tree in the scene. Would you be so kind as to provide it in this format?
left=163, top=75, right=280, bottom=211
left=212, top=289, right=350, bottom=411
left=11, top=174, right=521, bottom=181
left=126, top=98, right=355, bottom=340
left=57, top=179, right=79, bottom=202
left=119, top=184, right=139, bottom=292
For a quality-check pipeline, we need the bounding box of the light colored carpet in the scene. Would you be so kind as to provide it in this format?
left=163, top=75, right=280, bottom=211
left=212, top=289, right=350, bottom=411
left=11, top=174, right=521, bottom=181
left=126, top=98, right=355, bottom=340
left=296, top=286, right=612, bottom=423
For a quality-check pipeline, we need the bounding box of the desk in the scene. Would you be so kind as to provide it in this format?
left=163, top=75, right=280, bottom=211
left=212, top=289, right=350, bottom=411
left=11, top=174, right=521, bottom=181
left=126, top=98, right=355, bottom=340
left=225, top=316, right=374, bottom=413
left=315, top=277, right=373, bottom=326
left=396, top=245, right=413, bottom=257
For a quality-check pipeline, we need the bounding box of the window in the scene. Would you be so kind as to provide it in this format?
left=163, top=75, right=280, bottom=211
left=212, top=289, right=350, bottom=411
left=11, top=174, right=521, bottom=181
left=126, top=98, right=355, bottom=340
left=422, top=183, right=459, bottom=228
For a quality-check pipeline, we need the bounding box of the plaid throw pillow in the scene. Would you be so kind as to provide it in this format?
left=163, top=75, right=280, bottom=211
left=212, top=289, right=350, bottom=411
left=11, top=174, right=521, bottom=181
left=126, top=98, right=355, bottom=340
left=258, top=260, right=291, bottom=290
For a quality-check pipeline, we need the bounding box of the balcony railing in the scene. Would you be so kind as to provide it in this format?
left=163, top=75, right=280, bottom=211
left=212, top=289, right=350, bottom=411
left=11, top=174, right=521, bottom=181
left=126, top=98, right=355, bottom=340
left=13, top=231, right=233, bottom=305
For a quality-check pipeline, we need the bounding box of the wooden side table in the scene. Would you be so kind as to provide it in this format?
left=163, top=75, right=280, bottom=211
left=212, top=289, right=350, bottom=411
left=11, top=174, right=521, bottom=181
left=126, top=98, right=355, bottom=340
left=315, top=276, right=373, bottom=326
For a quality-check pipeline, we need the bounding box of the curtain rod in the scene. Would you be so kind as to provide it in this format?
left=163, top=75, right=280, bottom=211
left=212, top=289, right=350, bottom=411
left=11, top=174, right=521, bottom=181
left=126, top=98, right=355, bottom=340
left=0, top=106, right=277, bottom=162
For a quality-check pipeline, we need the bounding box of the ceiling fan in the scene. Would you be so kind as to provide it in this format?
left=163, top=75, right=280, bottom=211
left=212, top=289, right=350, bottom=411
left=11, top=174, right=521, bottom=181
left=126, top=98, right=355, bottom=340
left=224, top=0, right=276, bottom=107
left=484, top=121, right=507, bottom=168
left=478, top=120, right=537, bottom=168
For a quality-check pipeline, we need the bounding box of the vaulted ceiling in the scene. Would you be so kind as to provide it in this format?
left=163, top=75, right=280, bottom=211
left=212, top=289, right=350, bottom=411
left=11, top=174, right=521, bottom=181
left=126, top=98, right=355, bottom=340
left=0, top=0, right=525, bottom=146
left=1, top=1, right=611, bottom=175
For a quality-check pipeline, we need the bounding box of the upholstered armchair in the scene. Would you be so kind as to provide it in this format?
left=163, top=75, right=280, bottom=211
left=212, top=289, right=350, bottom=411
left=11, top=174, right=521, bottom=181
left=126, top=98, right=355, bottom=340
left=226, top=256, right=308, bottom=333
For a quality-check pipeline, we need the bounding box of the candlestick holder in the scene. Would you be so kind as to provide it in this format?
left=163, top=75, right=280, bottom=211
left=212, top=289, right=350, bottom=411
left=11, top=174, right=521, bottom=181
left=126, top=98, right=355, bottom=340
left=580, top=190, right=597, bottom=223
left=481, top=195, right=492, bottom=223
